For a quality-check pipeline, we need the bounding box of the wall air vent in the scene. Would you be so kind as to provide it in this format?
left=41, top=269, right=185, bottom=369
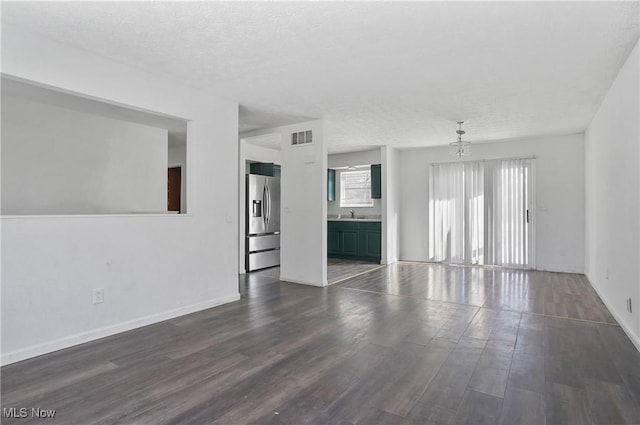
left=291, top=130, right=312, bottom=146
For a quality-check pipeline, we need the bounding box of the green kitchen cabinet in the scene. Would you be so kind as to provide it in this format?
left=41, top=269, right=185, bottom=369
left=371, top=163, right=382, bottom=199
left=250, top=162, right=281, bottom=177
left=327, top=220, right=381, bottom=262
left=327, top=227, right=341, bottom=255
left=361, top=222, right=382, bottom=258
left=327, top=169, right=336, bottom=201
left=342, top=230, right=360, bottom=255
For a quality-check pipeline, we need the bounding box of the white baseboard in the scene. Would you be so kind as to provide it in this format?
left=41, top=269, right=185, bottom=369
left=396, top=258, right=584, bottom=274
left=537, top=265, right=585, bottom=274
left=1, top=293, right=241, bottom=366
left=279, top=275, right=326, bottom=287
left=586, top=274, right=640, bottom=352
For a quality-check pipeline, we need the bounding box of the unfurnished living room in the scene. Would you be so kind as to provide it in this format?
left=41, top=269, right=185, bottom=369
left=1, top=2, right=639, bottom=425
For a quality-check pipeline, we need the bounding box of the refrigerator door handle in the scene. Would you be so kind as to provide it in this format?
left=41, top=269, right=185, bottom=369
left=262, top=185, right=268, bottom=226
left=266, top=184, right=271, bottom=226
left=264, top=184, right=268, bottom=225
left=264, top=183, right=271, bottom=225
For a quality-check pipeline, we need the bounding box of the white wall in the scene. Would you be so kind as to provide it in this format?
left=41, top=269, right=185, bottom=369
left=245, top=143, right=282, bottom=165
left=328, top=149, right=381, bottom=168
left=585, top=39, right=639, bottom=349
left=399, top=134, right=585, bottom=273
left=242, top=121, right=327, bottom=286
left=168, top=144, right=187, bottom=213
left=237, top=140, right=282, bottom=274
left=382, top=146, right=400, bottom=264
left=328, top=149, right=382, bottom=217
left=1, top=26, right=240, bottom=364
left=2, top=96, right=168, bottom=215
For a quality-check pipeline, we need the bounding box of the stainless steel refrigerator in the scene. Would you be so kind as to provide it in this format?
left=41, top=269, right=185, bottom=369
left=246, top=174, right=281, bottom=271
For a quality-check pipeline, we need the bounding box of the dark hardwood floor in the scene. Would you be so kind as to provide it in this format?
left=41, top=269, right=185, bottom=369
left=325, top=259, right=383, bottom=285
left=250, top=259, right=383, bottom=285
left=2, top=262, right=639, bottom=425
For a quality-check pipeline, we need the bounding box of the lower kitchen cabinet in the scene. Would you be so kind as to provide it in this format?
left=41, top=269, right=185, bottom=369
left=327, top=221, right=381, bottom=262
left=328, top=228, right=341, bottom=255
left=342, top=230, right=360, bottom=255
left=361, top=222, right=382, bottom=258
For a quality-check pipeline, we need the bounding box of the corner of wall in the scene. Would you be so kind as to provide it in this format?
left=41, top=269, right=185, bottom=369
left=585, top=273, right=640, bottom=352
left=584, top=37, right=639, bottom=352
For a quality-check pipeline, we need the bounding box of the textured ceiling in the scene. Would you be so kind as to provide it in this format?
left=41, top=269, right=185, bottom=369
left=2, top=1, right=638, bottom=153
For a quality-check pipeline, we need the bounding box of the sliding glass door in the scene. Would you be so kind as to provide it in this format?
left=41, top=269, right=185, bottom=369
left=429, top=158, right=534, bottom=268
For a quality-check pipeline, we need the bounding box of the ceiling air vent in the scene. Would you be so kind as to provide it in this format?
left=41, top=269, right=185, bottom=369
left=291, top=130, right=312, bottom=146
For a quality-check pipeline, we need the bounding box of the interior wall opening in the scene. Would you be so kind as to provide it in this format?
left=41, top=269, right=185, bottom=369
left=1, top=76, right=189, bottom=215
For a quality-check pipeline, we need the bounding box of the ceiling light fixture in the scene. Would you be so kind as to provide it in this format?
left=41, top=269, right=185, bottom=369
left=450, top=121, right=471, bottom=157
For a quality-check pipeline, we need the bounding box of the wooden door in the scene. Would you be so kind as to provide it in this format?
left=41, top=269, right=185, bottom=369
left=168, top=167, right=181, bottom=212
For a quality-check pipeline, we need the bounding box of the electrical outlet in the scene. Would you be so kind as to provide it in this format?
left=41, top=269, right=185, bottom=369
left=92, top=288, right=104, bottom=304
left=627, top=298, right=632, bottom=314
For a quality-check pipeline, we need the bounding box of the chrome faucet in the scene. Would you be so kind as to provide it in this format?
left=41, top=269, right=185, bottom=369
left=350, top=209, right=355, bottom=218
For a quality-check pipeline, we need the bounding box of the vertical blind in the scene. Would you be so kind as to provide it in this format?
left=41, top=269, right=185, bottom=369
left=429, top=158, right=533, bottom=268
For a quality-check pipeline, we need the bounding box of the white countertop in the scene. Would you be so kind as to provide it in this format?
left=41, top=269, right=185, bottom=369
left=328, top=217, right=382, bottom=222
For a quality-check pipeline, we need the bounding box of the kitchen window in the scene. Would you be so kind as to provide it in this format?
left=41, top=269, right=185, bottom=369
left=340, top=170, right=374, bottom=208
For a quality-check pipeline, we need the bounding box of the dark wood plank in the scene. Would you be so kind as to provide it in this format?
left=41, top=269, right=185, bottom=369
left=368, top=339, right=455, bottom=416
left=508, top=352, right=546, bottom=395
left=583, top=378, right=640, bottom=425
left=453, top=389, right=504, bottom=425
left=499, top=386, right=546, bottom=425
left=405, top=384, right=460, bottom=425
left=545, top=382, right=592, bottom=425
left=463, top=308, right=500, bottom=339
left=352, top=405, right=406, bottom=425
left=468, top=366, right=510, bottom=398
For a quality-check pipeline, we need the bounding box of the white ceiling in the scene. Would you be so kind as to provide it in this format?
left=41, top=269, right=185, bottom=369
left=2, top=1, right=638, bottom=153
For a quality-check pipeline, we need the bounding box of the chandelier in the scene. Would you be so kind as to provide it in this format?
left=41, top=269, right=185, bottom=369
left=450, top=121, right=471, bottom=157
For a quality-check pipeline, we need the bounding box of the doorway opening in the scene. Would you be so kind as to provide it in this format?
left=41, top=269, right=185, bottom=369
left=168, top=166, right=181, bottom=213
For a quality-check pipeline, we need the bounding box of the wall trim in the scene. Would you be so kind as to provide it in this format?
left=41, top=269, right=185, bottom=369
left=1, top=213, right=193, bottom=220
left=279, top=276, right=326, bottom=287
left=1, top=293, right=240, bottom=366
left=395, top=258, right=583, bottom=274
left=586, top=273, right=640, bottom=353
left=536, top=266, right=585, bottom=274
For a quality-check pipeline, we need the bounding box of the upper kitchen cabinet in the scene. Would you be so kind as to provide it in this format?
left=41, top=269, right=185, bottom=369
left=371, top=164, right=381, bottom=199
left=327, top=169, right=336, bottom=201
left=250, top=162, right=281, bottom=177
